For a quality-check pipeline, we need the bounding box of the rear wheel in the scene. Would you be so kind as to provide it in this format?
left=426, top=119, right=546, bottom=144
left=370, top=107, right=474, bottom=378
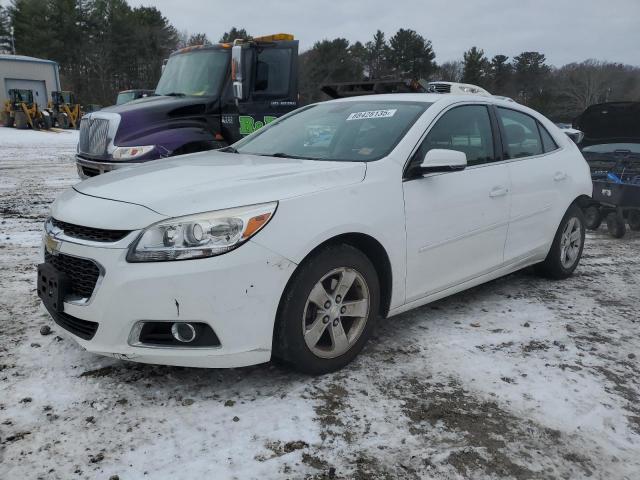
left=627, top=211, right=640, bottom=231
left=1, top=111, right=13, bottom=127
left=535, top=204, right=585, bottom=279
left=14, top=111, right=28, bottom=129
left=584, top=205, right=602, bottom=230
left=606, top=212, right=626, bottom=238
left=42, top=114, right=52, bottom=130
left=57, top=113, right=70, bottom=129
left=274, top=244, right=380, bottom=374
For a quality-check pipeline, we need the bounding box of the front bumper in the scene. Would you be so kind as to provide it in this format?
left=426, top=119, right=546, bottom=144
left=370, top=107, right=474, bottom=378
left=76, top=156, right=137, bottom=179
left=41, top=236, right=297, bottom=368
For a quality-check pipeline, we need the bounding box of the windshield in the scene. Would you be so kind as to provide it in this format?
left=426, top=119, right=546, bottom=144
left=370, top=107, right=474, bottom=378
left=233, top=101, right=430, bottom=162
left=156, top=49, right=228, bottom=97
left=583, top=143, right=640, bottom=154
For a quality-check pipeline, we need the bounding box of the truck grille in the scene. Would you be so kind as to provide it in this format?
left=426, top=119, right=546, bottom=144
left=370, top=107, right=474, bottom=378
left=44, top=252, right=101, bottom=299
left=51, top=218, right=131, bottom=243
left=79, top=117, right=110, bottom=156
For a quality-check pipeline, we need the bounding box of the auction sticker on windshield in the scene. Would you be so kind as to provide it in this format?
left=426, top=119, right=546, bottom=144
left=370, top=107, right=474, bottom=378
left=346, top=109, right=397, bottom=121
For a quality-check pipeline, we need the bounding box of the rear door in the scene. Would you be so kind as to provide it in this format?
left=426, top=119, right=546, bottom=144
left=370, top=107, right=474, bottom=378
left=496, top=107, right=566, bottom=262
left=403, top=103, right=511, bottom=302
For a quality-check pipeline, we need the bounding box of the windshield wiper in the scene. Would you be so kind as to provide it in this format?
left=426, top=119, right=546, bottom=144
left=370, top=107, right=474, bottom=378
left=219, top=146, right=238, bottom=153
left=269, top=152, right=317, bottom=160
left=163, top=92, right=186, bottom=97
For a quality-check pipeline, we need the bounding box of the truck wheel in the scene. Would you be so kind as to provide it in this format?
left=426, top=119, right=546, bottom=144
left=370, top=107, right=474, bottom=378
left=2, top=112, right=14, bottom=127
left=627, top=211, right=640, bottom=231
left=584, top=205, right=602, bottom=230
left=535, top=204, right=585, bottom=279
left=273, top=244, right=380, bottom=375
left=14, top=111, right=28, bottom=129
left=57, top=113, right=70, bottom=129
left=42, top=114, right=52, bottom=130
left=606, top=212, right=626, bottom=238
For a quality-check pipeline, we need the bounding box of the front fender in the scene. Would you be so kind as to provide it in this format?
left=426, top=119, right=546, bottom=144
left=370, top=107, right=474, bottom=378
left=118, top=127, right=218, bottom=158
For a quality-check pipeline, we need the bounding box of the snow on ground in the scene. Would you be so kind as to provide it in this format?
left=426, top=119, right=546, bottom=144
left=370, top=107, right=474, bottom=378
left=1, top=126, right=639, bottom=479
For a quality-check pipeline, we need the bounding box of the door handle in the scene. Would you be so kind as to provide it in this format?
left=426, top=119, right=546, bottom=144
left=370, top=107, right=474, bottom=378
left=554, top=171, right=567, bottom=182
left=489, top=186, right=508, bottom=198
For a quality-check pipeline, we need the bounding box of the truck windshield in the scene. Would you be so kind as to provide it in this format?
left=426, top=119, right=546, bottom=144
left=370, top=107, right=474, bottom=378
left=233, top=101, right=430, bottom=162
left=156, top=49, right=228, bottom=97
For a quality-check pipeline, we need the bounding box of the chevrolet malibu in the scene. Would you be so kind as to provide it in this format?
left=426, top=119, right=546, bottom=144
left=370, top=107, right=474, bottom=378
left=38, top=94, right=592, bottom=374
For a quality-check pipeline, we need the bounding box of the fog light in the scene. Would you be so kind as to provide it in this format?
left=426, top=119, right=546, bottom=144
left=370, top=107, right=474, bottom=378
left=171, top=322, right=196, bottom=343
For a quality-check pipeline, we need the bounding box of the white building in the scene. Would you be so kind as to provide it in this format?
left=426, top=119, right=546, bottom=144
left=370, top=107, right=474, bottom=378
left=0, top=54, right=61, bottom=109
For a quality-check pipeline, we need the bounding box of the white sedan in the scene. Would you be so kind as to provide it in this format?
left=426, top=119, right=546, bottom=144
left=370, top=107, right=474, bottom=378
left=38, top=94, right=592, bottom=374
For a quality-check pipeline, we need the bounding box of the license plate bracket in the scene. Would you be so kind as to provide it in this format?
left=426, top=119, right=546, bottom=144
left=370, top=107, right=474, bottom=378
left=37, top=263, right=68, bottom=313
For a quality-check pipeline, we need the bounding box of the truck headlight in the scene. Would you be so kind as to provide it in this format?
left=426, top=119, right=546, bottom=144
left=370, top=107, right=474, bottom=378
left=112, top=145, right=155, bottom=160
left=127, top=202, right=278, bottom=262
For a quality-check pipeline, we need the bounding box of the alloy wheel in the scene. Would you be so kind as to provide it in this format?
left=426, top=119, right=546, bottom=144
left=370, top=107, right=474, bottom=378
left=560, top=217, right=582, bottom=269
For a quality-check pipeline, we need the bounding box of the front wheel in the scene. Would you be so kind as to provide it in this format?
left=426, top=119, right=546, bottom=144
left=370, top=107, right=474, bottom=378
left=535, top=204, right=585, bottom=279
left=627, top=211, right=640, bottom=231
left=606, top=213, right=626, bottom=238
left=273, top=244, right=380, bottom=374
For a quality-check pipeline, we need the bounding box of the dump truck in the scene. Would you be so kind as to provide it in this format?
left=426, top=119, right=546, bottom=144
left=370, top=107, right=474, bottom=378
left=76, top=33, right=299, bottom=178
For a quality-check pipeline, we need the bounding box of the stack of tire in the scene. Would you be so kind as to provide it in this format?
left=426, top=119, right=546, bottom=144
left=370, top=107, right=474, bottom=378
left=584, top=206, right=640, bottom=238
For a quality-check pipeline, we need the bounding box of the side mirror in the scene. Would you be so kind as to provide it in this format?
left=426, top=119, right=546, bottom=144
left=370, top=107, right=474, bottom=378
left=419, top=149, right=467, bottom=173
left=561, top=128, right=584, bottom=145
left=232, top=45, right=248, bottom=102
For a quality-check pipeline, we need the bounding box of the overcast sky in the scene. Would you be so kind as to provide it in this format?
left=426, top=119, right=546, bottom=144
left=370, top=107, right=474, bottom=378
left=125, top=0, right=640, bottom=66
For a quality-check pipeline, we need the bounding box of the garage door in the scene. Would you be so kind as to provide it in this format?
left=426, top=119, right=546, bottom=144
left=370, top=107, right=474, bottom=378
left=5, top=78, right=48, bottom=109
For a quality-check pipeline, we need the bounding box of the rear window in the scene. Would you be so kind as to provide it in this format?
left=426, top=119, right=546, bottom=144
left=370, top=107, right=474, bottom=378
left=539, top=124, right=559, bottom=153
left=498, top=108, right=543, bottom=159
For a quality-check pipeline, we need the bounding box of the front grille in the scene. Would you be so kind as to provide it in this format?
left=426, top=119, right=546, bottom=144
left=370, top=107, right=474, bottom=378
left=50, top=310, right=99, bottom=340
left=429, top=83, right=452, bottom=93
left=51, top=218, right=130, bottom=243
left=79, top=117, right=110, bottom=156
left=44, top=252, right=100, bottom=299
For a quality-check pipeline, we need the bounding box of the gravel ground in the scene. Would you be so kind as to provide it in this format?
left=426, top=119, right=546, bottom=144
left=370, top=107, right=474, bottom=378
left=1, top=128, right=639, bottom=479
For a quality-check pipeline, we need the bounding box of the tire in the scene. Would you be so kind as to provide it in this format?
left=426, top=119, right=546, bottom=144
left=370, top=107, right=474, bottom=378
left=1, top=112, right=13, bottom=127
left=606, top=212, right=626, bottom=238
left=584, top=205, right=602, bottom=230
left=273, top=244, right=380, bottom=374
left=14, top=111, right=28, bottom=129
left=535, top=204, right=586, bottom=279
left=628, top=211, right=640, bottom=231
left=42, top=114, right=52, bottom=130
left=57, top=113, right=70, bottom=129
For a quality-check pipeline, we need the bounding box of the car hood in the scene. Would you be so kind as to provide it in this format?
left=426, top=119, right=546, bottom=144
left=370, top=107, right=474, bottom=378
left=575, top=102, right=640, bottom=148
left=74, top=151, right=367, bottom=218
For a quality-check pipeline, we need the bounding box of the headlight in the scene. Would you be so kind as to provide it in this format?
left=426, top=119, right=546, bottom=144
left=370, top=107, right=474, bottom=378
left=126, top=202, right=278, bottom=262
left=112, top=145, right=155, bottom=160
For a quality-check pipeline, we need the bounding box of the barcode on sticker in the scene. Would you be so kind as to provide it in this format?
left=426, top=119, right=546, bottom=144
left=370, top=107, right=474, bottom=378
left=346, top=109, right=397, bottom=121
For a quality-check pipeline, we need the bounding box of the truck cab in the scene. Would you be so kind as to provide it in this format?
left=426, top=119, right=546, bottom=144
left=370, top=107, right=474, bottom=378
left=76, top=34, right=298, bottom=178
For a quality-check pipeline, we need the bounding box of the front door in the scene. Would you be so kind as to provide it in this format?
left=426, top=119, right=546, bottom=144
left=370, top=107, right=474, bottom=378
left=403, top=104, right=511, bottom=302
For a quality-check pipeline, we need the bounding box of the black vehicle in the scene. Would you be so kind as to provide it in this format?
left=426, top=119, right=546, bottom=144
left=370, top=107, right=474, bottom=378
left=76, top=34, right=299, bottom=178
left=575, top=102, right=640, bottom=237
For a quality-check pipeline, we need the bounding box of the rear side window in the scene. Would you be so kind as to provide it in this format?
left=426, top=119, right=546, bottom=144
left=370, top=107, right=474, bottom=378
left=413, top=105, right=495, bottom=167
left=538, top=123, right=559, bottom=153
left=497, top=108, right=543, bottom=159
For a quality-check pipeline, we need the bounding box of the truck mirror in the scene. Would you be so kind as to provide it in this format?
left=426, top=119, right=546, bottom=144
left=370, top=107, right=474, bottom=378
left=232, top=45, right=246, bottom=101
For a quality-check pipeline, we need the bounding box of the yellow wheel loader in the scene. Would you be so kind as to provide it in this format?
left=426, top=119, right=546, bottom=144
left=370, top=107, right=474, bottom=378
left=48, top=91, right=83, bottom=129
left=2, top=89, right=52, bottom=130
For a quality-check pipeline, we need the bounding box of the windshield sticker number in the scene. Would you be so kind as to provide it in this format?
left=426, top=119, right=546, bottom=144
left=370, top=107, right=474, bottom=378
left=346, top=109, right=397, bottom=121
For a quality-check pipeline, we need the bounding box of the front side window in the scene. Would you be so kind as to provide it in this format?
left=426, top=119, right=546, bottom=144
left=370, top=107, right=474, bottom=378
left=234, top=101, right=430, bottom=162
left=253, top=48, right=292, bottom=97
left=498, top=108, right=543, bottom=159
left=411, top=105, right=495, bottom=168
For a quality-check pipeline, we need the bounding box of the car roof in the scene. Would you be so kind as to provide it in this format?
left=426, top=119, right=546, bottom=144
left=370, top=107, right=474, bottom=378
left=323, top=93, right=517, bottom=107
